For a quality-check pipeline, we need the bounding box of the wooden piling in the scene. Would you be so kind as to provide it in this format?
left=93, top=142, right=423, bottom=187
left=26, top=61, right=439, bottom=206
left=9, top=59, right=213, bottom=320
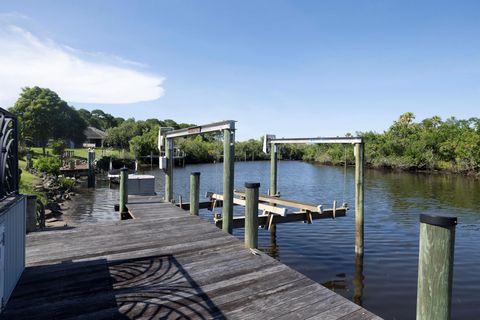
left=119, top=167, right=128, bottom=214
left=190, top=172, right=200, bottom=215
left=223, top=129, right=235, bottom=234
left=269, top=145, right=278, bottom=240
left=244, top=182, right=260, bottom=249
left=270, top=144, right=278, bottom=196
left=87, top=149, right=95, bottom=188
left=416, top=214, right=457, bottom=320
left=165, top=138, right=173, bottom=202
left=354, top=142, right=364, bottom=256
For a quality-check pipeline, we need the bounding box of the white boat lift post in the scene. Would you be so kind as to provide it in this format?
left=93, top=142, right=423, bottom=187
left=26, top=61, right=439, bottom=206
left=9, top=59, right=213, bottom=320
left=263, top=135, right=365, bottom=257
left=159, top=120, right=236, bottom=234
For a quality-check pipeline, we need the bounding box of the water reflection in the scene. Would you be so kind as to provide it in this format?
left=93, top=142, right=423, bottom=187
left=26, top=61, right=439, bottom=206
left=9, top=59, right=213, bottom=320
left=268, top=225, right=279, bottom=259
left=353, top=255, right=364, bottom=306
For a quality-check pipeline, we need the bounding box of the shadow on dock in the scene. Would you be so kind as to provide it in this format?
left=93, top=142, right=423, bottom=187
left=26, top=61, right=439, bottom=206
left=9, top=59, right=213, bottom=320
left=2, top=254, right=224, bottom=320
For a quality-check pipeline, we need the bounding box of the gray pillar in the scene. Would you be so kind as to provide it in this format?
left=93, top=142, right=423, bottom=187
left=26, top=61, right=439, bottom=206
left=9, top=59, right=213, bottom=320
left=355, top=143, right=364, bottom=256
left=119, top=167, right=128, bottom=214
left=87, top=149, right=95, bottom=188
left=223, top=129, right=235, bottom=234
left=245, top=182, right=260, bottom=249
left=165, top=138, right=173, bottom=202
left=190, top=172, right=200, bottom=215
left=270, top=144, right=278, bottom=196
left=416, top=214, right=457, bottom=320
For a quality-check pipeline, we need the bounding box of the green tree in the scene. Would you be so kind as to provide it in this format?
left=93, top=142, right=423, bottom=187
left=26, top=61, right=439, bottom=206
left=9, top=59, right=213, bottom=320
left=104, top=119, right=143, bottom=149
left=129, top=127, right=158, bottom=157
left=78, top=108, right=123, bottom=130
left=10, top=87, right=86, bottom=154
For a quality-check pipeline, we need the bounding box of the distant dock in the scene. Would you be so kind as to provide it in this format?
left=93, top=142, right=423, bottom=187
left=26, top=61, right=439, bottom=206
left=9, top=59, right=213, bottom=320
left=1, top=195, right=381, bottom=319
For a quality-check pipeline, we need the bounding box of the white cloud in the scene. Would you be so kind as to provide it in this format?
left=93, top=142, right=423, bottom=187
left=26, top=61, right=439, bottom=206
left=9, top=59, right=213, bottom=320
left=0, top=24, right=165, bottom=105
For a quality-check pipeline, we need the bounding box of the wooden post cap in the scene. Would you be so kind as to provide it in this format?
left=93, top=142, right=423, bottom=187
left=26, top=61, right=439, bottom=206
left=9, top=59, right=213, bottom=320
left=191, top=172, right=201, bottom=176
left=245, top=182, right=260, bottom=189
left=420, top=214, right=457, bottom=227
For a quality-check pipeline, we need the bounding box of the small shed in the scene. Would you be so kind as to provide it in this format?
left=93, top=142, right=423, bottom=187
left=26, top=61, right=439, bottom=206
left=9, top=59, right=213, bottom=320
left=83, top=126, right=107, bottom=148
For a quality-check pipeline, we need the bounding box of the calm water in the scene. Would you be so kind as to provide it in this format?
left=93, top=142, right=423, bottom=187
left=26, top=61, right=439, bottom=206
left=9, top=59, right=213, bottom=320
left=64, top=161, right=480, bottom=319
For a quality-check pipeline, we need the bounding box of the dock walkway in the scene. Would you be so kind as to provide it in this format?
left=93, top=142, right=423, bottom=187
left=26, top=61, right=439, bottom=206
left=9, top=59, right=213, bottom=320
left=1, top=195, right=380, bottom=319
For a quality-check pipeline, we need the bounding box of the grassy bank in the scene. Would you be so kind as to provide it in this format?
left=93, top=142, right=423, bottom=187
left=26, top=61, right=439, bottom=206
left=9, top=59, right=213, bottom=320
left=19, top=160, right=47, bottom=203
left=30, top=147, right=134, bottom=160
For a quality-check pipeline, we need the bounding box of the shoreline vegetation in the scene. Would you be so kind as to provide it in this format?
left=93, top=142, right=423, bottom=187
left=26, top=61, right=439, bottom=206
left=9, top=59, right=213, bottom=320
left=10, top=87, right=480, bottom=185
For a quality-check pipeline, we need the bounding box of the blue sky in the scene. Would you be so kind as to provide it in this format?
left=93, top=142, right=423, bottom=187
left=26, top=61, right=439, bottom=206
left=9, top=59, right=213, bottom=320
left=0, top=1, right=479, bottom=140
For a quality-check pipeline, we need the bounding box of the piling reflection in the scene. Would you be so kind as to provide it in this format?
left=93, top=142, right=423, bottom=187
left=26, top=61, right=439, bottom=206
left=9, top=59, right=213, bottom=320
left=353, top=254, right=364, bottom=306
left=268, top=224, right=279, bottom=259
left=320, top=254, right=364, bottom=306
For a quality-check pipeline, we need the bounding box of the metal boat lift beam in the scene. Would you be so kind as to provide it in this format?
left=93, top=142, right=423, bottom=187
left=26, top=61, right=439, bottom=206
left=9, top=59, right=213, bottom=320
left=165, top=120, right=235, bottom=139
left=270, top=137, right=363, bottom=145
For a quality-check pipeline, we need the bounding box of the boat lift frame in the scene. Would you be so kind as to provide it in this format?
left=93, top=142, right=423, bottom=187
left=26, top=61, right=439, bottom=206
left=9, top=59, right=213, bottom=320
left=158, top=120, right=236, bottom=234
left=263, top=134, right=365, bottom=257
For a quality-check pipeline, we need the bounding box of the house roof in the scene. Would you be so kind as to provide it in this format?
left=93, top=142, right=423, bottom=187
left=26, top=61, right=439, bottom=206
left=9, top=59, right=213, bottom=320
left=84, top=126, right=107, bottom=140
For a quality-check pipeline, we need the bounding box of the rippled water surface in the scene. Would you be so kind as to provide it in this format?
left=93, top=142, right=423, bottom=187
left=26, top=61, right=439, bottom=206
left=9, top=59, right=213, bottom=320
left=64, top=161, right=480, bottom=319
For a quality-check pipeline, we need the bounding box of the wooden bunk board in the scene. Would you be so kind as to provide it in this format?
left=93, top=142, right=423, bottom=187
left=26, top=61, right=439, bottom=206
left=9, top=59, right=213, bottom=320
left=234, top=191, right=333, bottom=213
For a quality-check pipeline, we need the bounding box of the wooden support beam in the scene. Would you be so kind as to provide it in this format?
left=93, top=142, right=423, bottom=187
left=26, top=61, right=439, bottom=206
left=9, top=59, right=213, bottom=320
left=355, top=142, right=364, bottom=257
left=175, top=201, right=212, bottom=210
left=234, top=191, right=324, bottom=213
left=209, top=193, right=287, bottom=216
left=214, top=207, right=347, bottom=229
left=165, top=138, right=173, bottom=202
left=223, top=128, right=235, bottom=234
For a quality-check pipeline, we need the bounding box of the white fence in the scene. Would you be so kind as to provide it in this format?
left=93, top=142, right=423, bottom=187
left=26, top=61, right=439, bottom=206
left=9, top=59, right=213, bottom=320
left=0, top=196, right=26, bottom=311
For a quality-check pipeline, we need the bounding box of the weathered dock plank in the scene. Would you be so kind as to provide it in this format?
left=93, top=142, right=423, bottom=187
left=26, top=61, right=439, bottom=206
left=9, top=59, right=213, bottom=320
left=0, top=195, right=380, bottom=319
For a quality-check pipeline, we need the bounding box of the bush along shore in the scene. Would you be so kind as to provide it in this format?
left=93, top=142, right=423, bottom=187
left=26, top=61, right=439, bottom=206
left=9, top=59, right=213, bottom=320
left=20, top=153, right=80, bottom=228
left=9, top=86, right=480, bottom=178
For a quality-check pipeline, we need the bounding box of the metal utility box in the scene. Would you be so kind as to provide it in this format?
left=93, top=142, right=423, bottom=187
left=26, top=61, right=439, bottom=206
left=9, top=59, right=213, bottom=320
left=128, top=175, right=156, bottom=196
left=159, top=156, right=167, bottom=170
left=263, top=134, right=276, bottom=153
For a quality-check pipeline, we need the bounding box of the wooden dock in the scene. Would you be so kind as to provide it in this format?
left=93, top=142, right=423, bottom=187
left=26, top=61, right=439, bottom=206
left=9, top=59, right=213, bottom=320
left=1, top=195, right=380, bottom=319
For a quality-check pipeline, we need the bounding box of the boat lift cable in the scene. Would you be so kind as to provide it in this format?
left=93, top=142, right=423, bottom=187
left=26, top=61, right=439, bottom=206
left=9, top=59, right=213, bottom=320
left=213, top=132, right=222, bottom=215
left=343, top=145, right=347, bottom=204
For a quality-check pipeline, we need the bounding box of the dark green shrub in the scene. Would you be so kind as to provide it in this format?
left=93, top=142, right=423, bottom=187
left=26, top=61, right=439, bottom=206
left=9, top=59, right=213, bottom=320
left=58, top=176, right=75, bottom=190
left=34, top=156, right=62, bottom=175
left=50, top=140, right=66, bottom=155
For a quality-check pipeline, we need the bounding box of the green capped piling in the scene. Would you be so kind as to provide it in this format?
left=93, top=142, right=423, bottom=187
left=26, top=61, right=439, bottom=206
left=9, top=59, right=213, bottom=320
left=190, top=172, right=200, bottom=215
left=416, top=214, right=457, bottom=320
left=119, top=167, right=128, bottom=215
left=244, top=182, right=260, bottom=249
